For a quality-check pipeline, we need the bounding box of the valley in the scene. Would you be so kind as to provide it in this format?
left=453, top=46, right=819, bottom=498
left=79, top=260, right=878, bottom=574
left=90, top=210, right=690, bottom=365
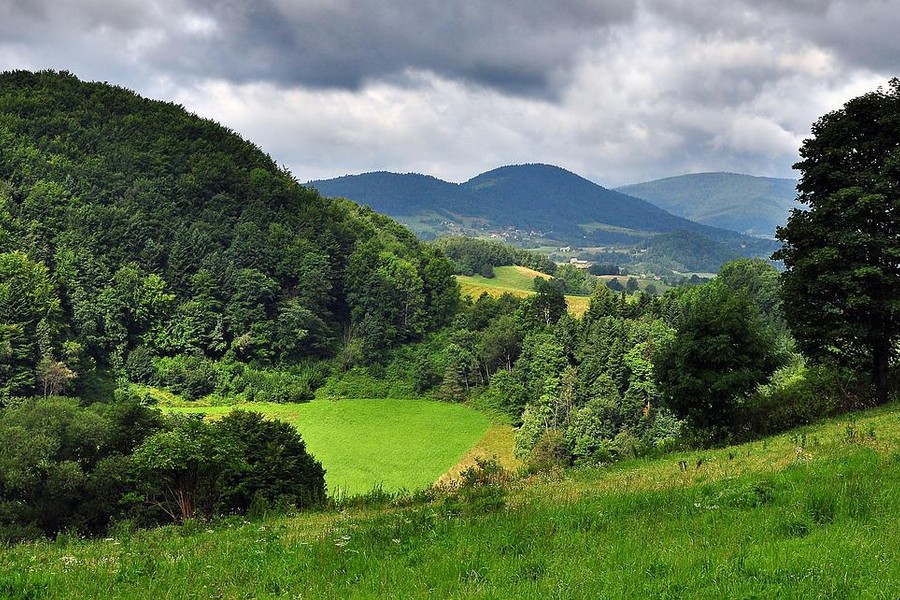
left=1, top=69, right=898, bottom=599
left=3, top=401, right=899, bottom=597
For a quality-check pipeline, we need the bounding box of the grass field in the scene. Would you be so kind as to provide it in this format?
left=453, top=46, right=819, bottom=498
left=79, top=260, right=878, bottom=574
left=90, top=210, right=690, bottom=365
left=436, top=424, right=521, bottom=486
left=455, top=265, right=550, bottom=295
left=170, top=399, right=492, bottom=497
left=456, top=265, right=590, bottom=317
left=7, top=403, right=900, bottom=597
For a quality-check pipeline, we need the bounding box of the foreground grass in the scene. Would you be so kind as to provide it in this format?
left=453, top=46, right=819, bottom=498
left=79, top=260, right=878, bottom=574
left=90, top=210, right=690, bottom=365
left=170, top=399, right=491, bottom=497
left=5, top=404, right=900, bottom=598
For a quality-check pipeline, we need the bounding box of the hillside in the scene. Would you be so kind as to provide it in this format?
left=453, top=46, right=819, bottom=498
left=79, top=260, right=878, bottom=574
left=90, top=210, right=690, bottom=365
left=6, top=401, right=900, bottom=597
left=310, top=164, right=779, bottom=273
left=0, top=70, right=459, bottom=400
left=616, top=172, right=800, bottom=238
left=454, top=265, right=591, bottom=317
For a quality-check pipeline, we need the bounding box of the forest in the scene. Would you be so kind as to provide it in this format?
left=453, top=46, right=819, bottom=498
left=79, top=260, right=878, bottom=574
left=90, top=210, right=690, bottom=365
left=0, top=70, right=898, bottom=550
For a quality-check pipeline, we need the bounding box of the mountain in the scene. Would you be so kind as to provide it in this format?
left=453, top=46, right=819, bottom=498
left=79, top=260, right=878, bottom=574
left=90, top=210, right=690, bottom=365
left=310, top=164, right=779, bottom=273
left=615, top=172, right=800, bottom=238
left=308, top=171, right=478, bottom=216
left=460, top=164, right=716, bottom=239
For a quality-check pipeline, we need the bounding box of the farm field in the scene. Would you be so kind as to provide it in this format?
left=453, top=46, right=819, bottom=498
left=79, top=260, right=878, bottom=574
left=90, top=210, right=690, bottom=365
left=8, top=402, right=900, bottom=597
left=455, top=265, right=590, bottom=316
left=169, top=399, right=493, bottom=497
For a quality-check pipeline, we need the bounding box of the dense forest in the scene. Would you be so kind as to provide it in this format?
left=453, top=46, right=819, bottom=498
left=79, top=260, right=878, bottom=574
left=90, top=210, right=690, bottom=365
left=0, top=70, right=458, bottom=402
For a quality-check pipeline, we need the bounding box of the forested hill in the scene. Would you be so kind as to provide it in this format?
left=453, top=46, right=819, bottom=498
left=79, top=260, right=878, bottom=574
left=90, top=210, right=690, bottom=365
left=461, top=164, right=709, bottom=236
left=616, top=172, right=800, bottom=238
left=310, top=164, right=778, bottom=261
left=0, top=70, right=458, bottom=399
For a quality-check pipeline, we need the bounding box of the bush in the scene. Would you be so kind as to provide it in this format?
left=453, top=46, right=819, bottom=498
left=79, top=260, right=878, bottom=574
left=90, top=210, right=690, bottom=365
left=133, top=411, right=326, bottom=523
left=525, top=429, right=570, bottom=473
left=215, top=411, right=326, bottom=513
left=232, top=368, right=314, bottom=403
left=0, top=397, right=163, bottom=540
left=124, top=346, right=156, bottom=384
left=316, top=364, right=417, bottom=399
left=439, top=457, right=509, bottom=516
left=741, top=362, right=874, bottom=438
left=154, top=353, right=219, bottom=400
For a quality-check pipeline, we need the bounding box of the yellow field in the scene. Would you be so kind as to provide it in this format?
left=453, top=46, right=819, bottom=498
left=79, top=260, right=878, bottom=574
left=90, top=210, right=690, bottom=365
left=455, top=265, right=590, bottom=317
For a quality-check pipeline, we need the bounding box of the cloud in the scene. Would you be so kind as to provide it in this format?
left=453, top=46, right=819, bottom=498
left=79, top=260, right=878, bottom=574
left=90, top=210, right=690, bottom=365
left=0, top=0, right=638, bottom=96
left=0, top=0, right=897, bottom=186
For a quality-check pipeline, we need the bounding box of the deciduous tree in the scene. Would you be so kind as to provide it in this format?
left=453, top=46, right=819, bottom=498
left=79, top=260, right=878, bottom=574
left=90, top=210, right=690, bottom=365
left=775, top=79, right=900, bottom=402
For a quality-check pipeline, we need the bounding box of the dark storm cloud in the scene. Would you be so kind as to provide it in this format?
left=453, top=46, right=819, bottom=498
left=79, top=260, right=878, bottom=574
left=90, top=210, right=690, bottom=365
left=188, top=0, right=638, bottom=94
left=0, top=0, right=637, bottom=95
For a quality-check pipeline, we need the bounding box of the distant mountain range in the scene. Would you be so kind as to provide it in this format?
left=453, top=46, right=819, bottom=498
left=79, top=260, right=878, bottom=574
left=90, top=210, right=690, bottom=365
left=308, top=164, right=782, bottom=274
left=616, top=172, right=799, bottom=238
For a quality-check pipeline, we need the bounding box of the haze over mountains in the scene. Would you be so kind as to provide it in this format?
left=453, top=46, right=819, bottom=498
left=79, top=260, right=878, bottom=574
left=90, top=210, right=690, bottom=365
left=616, top=172, right=799, bottom=238
left=309, top=164, right=783, bottom=274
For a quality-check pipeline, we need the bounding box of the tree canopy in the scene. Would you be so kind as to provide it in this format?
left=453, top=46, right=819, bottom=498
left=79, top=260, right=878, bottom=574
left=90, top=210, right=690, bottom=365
left=775, top=78, right=900, bottom=402
left=0, top=70, right=459, bottom=397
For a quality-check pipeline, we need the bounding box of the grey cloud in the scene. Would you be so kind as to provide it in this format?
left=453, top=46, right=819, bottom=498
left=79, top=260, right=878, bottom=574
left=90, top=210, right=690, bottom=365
left=1, top=0, right=897, bottom=189
left=0, top=0, right=637, bottom=95
left=182, top=0, right=637, bottom=94
left=647, top=0, right=900, bottom=73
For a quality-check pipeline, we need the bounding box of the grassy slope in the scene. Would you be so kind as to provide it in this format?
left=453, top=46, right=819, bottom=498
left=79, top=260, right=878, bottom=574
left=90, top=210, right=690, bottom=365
left=7, top=403, right=900, bottom=597
left=436, top=424, right=521, bottom=486
left=455, top=265, right=590, bottom=317
left=170, top=400, right=491, bottom=497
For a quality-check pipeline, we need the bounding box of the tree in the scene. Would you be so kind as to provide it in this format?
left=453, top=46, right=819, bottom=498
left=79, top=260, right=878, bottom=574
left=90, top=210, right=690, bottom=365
left=625, top=277, right=640, bottom=295
left=132, top=415, right=225, bottom=522
left=527, top=278, right=567, bottom=327
left=478, top=315, right=522, bottom=378
left=35, top=354, right=76, bottom=397
left=215, top=410, right=325, bottom=513
left=654, top=282, right=784, bottom=438
left=717, top=258, right=783, bottom=326
left=606, top=278, right=624, bottom=292
left=775, top=79, right=900, bottom=402
left=0, top=252, right=61, bottom=398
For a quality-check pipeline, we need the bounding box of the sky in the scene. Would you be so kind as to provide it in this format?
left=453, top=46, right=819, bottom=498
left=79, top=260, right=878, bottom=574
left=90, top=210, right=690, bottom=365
left=0, top=0, right=897, bottom=187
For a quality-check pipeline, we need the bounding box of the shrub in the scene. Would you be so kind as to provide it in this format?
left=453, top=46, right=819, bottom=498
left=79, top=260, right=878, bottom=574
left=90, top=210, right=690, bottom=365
left=124, top=346, right=156, bottom=384
left=526, top=429, right=570, bottom=473
left=741, top=362, right=873, bottom=438
left=133, top=411, right=326, bottom=523
left=440, top=457, right=509, bottom=516
left=154, top=353, right=219, bottom=400
left=215, top=411, right=326, bottom=513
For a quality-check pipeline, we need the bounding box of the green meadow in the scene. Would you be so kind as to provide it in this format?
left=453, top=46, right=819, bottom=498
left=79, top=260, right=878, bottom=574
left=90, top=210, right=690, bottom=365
left=6, top=402, right=900, bottom=598
left=455, top=265, right=551, bottom=295
left=456, top=265, right=591, bottom=316
left=170, top=399, right=492, bottom=497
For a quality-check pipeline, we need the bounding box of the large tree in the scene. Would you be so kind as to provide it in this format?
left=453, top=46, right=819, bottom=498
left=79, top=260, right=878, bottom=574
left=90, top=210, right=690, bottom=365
left=775, top=79, right=900, bottom=402
left=654, top=282, right=784, bottom=438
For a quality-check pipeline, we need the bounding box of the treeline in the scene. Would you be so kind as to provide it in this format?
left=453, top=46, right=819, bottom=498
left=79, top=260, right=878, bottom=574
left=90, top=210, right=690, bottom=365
left=330, top=257, right=862, bottom=466
left=0, top=70, right=458, bottom=402
left=433, top=236, right=557, bottom=277
left=0, top=395, right=325, bottom=541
